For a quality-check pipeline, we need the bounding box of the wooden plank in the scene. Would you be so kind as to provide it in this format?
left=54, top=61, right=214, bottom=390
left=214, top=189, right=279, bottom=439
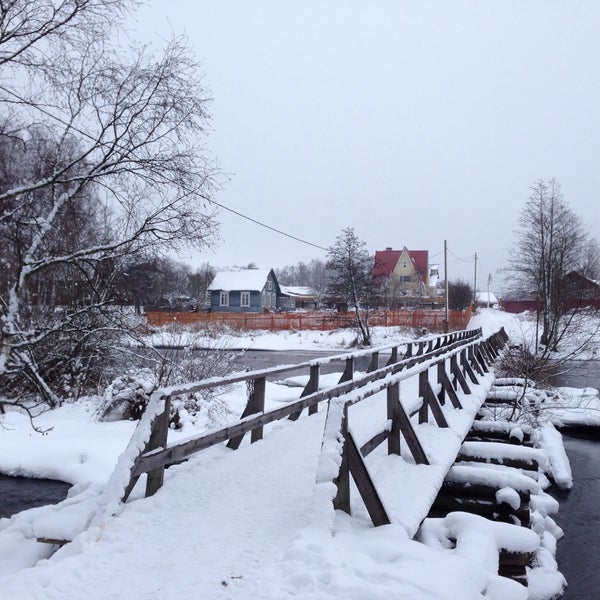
left=386, top=345, right=399, bottom=365
left=227, top=378, right=265, bottom=450
left=338, top=356, right=354, bottom=383
left=332, top=403, right=351, bottom=514
left=387, top=382, right=401, bottom=456
left=346, top=431, right=391, bottom=527
left=461, top=348, right=479, bottom=383
left=360, top=428, right=390, bottom=458
left=250, top=377, right=266, bottom=443
left=289, top=364, right=320, bottom=421
left=367, top=351, right=379, bottom=373
left=36, top=537, right=69, bottom=546
left=467, top=345, right=483, bottom=377
left=418, top=371, right=448, bottom=427
left=145, top=396, right=171, bottom=497
left=451, top=353, right=471, bottom=393
left=437, top=361, right=462, bottom=409
left=396, top=399, right=429, bottom=465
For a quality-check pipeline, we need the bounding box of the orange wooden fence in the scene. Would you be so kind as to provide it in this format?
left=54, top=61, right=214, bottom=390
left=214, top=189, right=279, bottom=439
left=146, top=306, right=472, bottom=333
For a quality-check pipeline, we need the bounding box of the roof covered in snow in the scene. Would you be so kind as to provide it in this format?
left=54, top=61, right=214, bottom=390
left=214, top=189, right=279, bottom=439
left=208, top=269, right=274, bottom=292
left=476, top=291, right=499, bottom=305
left=279, top=286, right=317, bottom=297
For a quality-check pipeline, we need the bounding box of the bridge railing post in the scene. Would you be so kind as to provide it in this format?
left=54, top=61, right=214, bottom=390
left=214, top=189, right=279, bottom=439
left=227, top=376, right=266, bottom=449
left=145, top=395, right=171, bottom=497
left=332, top=403, right=351, bottom=514
left=387, top=382, right=401, bottom=456
left=338, top=356, right=354, bottom=383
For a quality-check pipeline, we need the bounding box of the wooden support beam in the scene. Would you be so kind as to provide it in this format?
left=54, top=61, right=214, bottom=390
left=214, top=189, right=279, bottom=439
left=387, top=346, right=399, bottom=365
left=473, top=344, right=489, bottom=372
left=145, top=396, right=171, bottom=497
left=461, top=348, right=480, bottom=383
left=346, top=431, right=391, bottom=527
left=338, top=356, right=354, bottom=383
left=437, top=361, right=462, bottom=409
left=387, top=382, right=401, bottom=456
left=367, top=351, right=379, bottom=373
left=227, top=377, right=266, bottom=449
left=290, top=364, right=320, bottom=420
left=451, top=353, right=471, bottom=393
left=467, top=345, right=484, bottom=377
left=332, top=403, right=351, bottom=514
left=418, top=371, right=448, bottom=427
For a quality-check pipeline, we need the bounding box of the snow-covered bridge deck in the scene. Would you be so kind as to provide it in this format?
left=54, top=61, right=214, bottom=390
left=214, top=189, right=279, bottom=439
left=2, top=326, right=561, bottom=599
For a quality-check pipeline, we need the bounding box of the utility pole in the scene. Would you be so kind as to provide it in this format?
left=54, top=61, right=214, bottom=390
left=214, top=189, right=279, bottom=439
left=473, top=252, right=478, bottom=305
left=444, top=240, right=448, bottom=332
left=487, top=273, right=492, bottom=308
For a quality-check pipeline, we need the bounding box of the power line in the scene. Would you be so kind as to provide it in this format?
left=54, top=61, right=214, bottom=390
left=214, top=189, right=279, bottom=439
left=446, top=247, right=473, bottom=262
left=0, top=84, right=329, bottom=252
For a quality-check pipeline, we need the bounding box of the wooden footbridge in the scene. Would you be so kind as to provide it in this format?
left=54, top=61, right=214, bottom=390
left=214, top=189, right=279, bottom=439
left=40, top=325, right=547, bottom=586
left=96, top=327, right=517, bottom=527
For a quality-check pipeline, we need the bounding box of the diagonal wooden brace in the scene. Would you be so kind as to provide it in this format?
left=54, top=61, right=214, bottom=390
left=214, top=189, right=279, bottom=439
left=437, top=361, right=462, bottom=409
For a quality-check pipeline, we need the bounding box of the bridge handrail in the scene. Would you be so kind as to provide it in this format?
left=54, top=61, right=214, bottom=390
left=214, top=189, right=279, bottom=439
left=132, top=335, right=487, bottom=476
left=158, top=328, right=481, bottom=397
left=105, top=327, right=489, bottom=508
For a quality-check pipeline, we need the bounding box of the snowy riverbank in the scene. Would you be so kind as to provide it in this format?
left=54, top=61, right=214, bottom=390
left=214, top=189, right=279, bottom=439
left=0, top=309, right=598, bottom=599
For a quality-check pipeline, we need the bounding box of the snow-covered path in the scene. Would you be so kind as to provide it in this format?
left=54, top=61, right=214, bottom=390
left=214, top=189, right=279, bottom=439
left=0, top=413, right=328, bottom=599
left=0, top=386, right=538, bottom=600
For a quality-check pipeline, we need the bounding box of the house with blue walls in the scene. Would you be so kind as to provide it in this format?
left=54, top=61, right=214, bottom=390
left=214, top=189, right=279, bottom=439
left=208, top=268, right=280, bottom=312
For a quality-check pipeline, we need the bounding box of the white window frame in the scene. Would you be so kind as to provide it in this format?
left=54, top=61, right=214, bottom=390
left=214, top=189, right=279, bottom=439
left=241, top=291, right=250, bottom=307
left=219, top=291, right=229, bottom=306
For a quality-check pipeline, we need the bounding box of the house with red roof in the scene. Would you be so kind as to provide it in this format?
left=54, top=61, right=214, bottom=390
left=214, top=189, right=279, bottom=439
left=374, top=247, right=438, bottom=306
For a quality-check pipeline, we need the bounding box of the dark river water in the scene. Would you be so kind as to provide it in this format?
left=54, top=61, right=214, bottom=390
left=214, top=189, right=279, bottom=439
left=553, top=432, right=600, bottom=600
left=0, top=474, right=71, bottom=518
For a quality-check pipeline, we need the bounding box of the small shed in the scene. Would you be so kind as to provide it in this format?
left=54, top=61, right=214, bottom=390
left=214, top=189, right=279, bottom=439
left=279, top=286, right=318, bottom=310
left=208, top=268, right=280, bottom=312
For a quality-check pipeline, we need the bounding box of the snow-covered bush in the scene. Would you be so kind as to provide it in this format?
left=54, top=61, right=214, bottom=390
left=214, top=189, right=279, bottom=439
left=96, top=369, right=157, bottom=421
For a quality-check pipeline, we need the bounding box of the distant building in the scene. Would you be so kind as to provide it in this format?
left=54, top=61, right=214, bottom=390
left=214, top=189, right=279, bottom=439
left=475, top=291, right=499, bottom=308
left=374, top=247, right=438, bottom=306
left=279, top=286, right=318, bottom=310
left=208, top=268, right=280, bottom=312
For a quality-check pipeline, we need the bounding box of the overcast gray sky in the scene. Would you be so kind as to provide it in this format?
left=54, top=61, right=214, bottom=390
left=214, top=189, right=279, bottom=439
left=134, top=1, right=600, bottom=292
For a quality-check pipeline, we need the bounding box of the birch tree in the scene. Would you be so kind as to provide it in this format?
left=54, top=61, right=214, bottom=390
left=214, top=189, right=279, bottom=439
left=0, top=1, right=219, bottom=407
left=326, top=227, right=373, bottom=346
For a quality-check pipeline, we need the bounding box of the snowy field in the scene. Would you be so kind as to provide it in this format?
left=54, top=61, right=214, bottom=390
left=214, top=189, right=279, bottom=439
left=0, top=309, right=598, bottom=599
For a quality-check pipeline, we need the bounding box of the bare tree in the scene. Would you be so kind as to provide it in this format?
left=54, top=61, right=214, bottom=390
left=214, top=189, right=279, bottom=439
left=326, top=228, right=373, bottom=345
left=507, top=179, right=588, bottom=351
left=0, top=1, right=219, bottom=407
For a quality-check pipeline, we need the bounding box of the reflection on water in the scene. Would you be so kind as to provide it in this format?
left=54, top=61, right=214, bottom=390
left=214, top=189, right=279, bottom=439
left=553, top=436, right=600, bottom=600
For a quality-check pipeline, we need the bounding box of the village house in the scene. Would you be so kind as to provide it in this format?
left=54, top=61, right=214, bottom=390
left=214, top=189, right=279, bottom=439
left=373, top=247, right=439, bottom=307
left=207, top=268, right=280, bottom=312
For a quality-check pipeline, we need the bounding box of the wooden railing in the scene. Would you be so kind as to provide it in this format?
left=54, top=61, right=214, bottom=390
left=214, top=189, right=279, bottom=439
left=107, top=326, right=508, bottom=513
left=145, top=306, right=473, bottom=332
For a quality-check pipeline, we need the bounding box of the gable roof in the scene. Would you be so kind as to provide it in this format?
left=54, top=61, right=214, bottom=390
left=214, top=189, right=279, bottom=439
left=374, top=247, right=429, bottom=279
left=208, top=268, right=275, bottom=292
left=374, top=248, right=402, bottom=278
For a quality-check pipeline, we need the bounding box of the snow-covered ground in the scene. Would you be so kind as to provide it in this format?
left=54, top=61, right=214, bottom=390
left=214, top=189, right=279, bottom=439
left=0, top=309, right=597, bottom=599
